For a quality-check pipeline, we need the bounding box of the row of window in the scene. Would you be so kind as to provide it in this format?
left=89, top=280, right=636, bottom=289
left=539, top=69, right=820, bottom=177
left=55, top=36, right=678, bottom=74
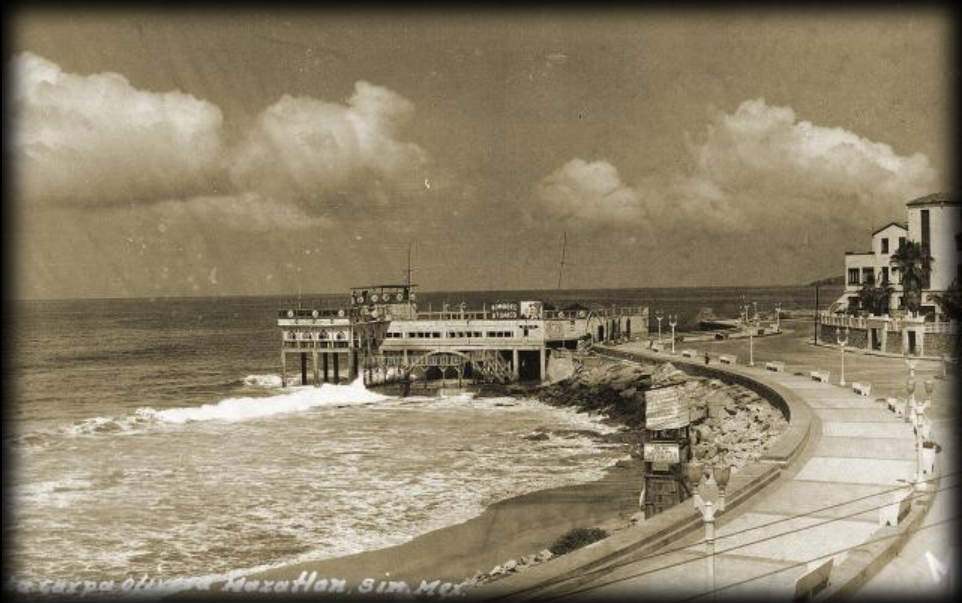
left=848, top=266, right=899, bottom=286
left=384, top=330, right=520, bottom=339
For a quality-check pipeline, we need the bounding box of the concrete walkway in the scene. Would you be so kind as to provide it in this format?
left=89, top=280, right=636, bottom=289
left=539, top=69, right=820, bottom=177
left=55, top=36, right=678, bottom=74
left=559, top=330, right=929, bottom=600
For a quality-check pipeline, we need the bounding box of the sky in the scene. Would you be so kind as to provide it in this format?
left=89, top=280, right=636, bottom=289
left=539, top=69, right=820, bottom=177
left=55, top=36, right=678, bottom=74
left=8, top=8, right=954, bottom=299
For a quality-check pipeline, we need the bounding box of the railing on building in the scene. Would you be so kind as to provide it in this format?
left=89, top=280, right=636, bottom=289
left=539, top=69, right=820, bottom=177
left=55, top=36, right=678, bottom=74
left=819, top=312, right=958, bottom=335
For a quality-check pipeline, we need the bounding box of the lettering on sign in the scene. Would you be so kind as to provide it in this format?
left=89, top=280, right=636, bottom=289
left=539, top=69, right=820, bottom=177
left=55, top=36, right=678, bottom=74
left=644, top=442, right=681, bottom=464
left=645, top=386, right=689, bottom=430
left=490, top=301, right=519, bottom=319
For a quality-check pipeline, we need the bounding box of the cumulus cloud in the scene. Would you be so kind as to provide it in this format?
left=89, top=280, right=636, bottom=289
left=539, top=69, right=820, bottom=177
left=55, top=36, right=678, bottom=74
left=534, top=159, right=646, bottom=224
left=536, top=98, right=938, bottom=234
left=12, top=53, right=437, bottom=231
left=229, top=82, right=431, bottom=214
left=11, top=51, right=225, bottom=206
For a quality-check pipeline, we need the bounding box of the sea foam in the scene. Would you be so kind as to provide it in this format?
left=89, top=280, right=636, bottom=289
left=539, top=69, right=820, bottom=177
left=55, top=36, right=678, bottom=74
left=139, top=378, right=389, bottom=424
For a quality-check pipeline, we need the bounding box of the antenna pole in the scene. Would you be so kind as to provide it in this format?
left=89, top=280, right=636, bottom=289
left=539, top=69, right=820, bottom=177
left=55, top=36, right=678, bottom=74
left=557, top=231, right=568, bottom=289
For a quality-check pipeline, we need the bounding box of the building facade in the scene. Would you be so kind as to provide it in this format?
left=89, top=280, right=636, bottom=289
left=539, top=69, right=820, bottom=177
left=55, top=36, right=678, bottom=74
left=836, top=193, right=960, bottom=319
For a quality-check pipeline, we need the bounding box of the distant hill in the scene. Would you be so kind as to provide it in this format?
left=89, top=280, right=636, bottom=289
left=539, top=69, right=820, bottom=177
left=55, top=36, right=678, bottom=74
left=807, top=275, right=845, bottom=287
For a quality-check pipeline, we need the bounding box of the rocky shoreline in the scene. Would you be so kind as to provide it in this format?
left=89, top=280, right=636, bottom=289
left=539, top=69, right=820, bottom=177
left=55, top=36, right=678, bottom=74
left=458, top=354, right=789, bottom=591
left=532, top=355, right=788, bottom=470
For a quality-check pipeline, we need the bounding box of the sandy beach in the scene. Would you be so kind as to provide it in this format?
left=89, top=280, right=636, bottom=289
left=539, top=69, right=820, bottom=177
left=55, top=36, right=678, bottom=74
left=202, top=458, right=643, bottom=597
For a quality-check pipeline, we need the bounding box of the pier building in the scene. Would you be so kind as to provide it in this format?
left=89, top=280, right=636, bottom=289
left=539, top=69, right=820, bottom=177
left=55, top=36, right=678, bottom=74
left=277, top=285, right=648, bottom=389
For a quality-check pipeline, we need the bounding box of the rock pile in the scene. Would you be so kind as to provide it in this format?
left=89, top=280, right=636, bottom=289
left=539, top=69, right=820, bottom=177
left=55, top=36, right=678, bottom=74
left=459, top=549, right=555, bottom=589
left=536, top=359, right=788, bottom=470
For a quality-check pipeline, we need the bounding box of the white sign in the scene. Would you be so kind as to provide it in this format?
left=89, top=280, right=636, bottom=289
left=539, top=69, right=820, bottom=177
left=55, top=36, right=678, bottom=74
left=645, top=386, right=689, bottom=430
left=644, top=442, right=681, bottom=464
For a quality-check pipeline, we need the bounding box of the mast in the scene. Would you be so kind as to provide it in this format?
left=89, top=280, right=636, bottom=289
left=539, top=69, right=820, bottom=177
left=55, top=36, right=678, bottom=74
left=404, top=241, right=415, bottom=288
left=557, top=231, right=568, bottom=289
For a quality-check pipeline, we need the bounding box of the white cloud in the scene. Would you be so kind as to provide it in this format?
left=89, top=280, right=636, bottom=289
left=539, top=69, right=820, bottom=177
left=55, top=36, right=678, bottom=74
left=11, top=53, right=438, bottom=232
left=12, top=51, right=225, bottom=206
left=536, top=98, right=938, bottom=234
left=153, top=192, right=331, bottom=232
left=534, top=159, right=645, bottom=224
left=229, top=81, right=431, bottom=213
left=686, top=98, right=937, bottom=224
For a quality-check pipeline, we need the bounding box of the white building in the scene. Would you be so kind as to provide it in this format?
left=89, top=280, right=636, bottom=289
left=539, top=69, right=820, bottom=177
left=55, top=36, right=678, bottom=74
left=835, top=193, right=959, bottom=319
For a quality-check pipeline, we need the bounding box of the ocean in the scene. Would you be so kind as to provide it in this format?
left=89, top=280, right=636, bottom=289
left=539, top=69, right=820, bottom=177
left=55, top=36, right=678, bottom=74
left=4, top=286, right=840, bottom=589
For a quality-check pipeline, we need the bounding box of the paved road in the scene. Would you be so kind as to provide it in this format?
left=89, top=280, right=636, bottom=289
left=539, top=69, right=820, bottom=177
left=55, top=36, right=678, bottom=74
left=560, top=324, right=954, bottom=600
left=672, top=318, right=959, bottom=597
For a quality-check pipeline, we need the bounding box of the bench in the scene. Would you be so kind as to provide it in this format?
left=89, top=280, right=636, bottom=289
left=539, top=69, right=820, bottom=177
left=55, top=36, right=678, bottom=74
left=681, top=349, right=698, bottom=359
left=719, top=354, right=737, bottom=365
left=879, top=488, right=912, bottom=527
left=852, top=382, right=872, bottom=396
left=810, top=370, right=831, bottom=383
left=888, top=398, right=907, bottom=417
left=765, top=361, right=786, bottom=372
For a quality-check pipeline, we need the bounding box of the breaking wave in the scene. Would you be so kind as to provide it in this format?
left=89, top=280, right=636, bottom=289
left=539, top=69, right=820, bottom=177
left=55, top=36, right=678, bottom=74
left=242, top=374, right=283, bottom=388
left=141, top=378, right=389, bottom=424
left=10, top=378, right=392, bottom=446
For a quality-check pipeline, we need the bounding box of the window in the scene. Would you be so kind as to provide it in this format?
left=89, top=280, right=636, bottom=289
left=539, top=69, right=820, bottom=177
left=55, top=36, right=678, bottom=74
left=862, top=267, right=875, bottom=286
left=921, top=209, right=930, bottom=247
left=898, top=237, right=906, bottom=250
left=881, top=238, right=889, bottom=254
left=848, top=268, right=860, bottom=285
left=881, top=267, right=889, bottom=285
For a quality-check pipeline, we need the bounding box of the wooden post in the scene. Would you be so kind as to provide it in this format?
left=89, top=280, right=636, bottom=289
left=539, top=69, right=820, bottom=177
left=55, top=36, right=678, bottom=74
left=511, top=349, right=520, bottom=381
left=312, top=349, right=319, bottom=387
left=333, top=353, right=340, bottom=384
left=281, top=351, right=287, bottom=387
left=540, top=346, right=547, bottom=381
left=322, top=352, right=329, bottom=383
left=300, top=353, right=308, bottom=386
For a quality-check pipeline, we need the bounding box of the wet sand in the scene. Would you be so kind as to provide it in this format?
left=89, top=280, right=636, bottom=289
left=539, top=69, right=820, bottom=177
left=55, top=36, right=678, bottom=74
left=204, top=458, right=643, bottom=597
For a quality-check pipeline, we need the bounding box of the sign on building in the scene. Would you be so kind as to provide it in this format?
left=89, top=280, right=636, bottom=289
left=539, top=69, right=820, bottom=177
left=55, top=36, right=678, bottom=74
left=645, top=385, right=690, bottom=430
left=520, top=301, right=544, bottom=319
left=490, top=301, right=519, bottom=319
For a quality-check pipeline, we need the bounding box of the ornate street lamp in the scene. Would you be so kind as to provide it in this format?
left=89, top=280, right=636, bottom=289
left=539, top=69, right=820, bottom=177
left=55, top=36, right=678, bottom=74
left=837, top=327, right=850, bottom=387
left=687, top=463, right=731, bottom=601
left=743, top=302, right=759, bottom=367
left=655, top=310, right=664, bottom=344
left=668, top=314, right=678, bottom=354
left=774, top=303, right=782, bottom=333
left=913, top=379, right=934, bottom=491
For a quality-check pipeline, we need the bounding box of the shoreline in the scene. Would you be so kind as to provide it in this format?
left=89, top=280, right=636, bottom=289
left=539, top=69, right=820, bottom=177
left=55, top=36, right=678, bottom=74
left=203, top=456, right=643, bottom=596
left=198, top=352, right=787, bottom=598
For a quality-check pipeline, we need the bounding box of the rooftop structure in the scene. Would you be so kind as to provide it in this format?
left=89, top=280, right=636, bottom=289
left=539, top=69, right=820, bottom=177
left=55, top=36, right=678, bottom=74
left=277, top=285, right=648, bottom=389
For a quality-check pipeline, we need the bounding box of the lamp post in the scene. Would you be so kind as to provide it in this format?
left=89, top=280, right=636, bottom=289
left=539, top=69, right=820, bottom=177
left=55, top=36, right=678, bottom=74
left=774, top=303, right=782, bottom=333
left=837, top=327, right=850, bottom=387
left=655, top=310, right=664, bottom=344
left=913, top=379, right=934, bottom=491
left=686, top=463, right=730, bottom=601
left=743, top=302, right=758, bottom=367
left=669, top=314, right=678, bottom=354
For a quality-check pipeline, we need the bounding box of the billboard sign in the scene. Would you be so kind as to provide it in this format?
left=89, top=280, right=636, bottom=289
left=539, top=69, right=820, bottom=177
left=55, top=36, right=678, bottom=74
left=520, top=300, right=544, bottom=319
left=490, top=301, right=519, bottom=319
left=645, top=385, right=689, bottom=430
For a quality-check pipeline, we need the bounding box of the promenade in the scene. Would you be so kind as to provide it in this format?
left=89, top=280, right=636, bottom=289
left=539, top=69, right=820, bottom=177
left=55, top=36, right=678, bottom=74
left=555, top=319, right=953, bottom=600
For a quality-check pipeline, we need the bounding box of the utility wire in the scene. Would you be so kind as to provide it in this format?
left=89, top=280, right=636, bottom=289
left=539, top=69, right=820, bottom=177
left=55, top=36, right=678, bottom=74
left=488, top=471, right=959, bottom=599
left=501, top=473, right=957, bottom=601
left=673, top=516, right=960, bottom=602
left=547, top=481, right=957, bottom=600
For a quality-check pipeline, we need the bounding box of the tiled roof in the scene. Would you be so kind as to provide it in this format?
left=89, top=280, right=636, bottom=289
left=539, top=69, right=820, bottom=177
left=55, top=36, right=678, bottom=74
left=906, top=192, right=958, bottom=207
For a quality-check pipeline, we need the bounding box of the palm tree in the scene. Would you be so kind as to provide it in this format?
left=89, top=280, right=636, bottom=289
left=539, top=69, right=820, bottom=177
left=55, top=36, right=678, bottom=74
left=857, top=283, right=894, bottom=316
left=891, top=240, right=934, bottom=316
